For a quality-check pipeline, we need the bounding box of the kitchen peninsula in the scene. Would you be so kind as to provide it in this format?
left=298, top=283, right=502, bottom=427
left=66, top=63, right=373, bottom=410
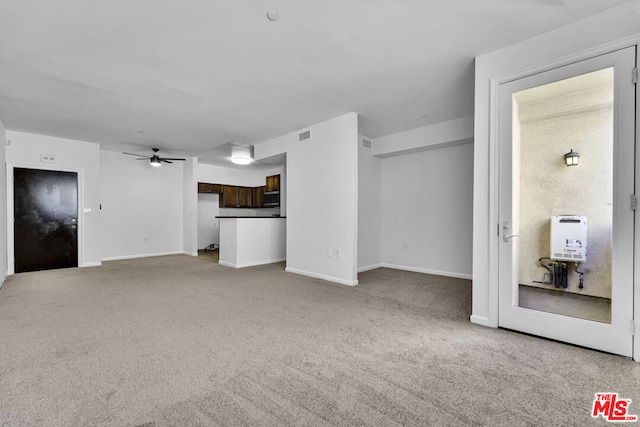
left=216, top=216, right=286, bottom=268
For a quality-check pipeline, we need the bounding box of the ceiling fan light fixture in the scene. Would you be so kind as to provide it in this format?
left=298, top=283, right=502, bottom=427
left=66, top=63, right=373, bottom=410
left=150, top=157, right=162, bottom=167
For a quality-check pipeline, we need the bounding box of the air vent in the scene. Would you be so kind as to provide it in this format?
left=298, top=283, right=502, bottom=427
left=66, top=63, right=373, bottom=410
left=362, top=139, right=372, bottom=148
left=298, top=130, right=311, bottom=142
left=41, top=154, right=56, bottom=163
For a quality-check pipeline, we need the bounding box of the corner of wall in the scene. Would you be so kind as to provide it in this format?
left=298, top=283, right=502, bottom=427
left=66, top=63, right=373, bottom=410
left=0, top=118, right=7, bottom=285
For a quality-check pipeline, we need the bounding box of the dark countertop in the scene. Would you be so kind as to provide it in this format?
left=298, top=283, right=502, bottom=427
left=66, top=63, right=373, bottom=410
left=216, top=216, right=286, bottom=219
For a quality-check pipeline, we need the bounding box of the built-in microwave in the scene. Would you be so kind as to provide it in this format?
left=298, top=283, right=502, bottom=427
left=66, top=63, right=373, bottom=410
left=264, top=191, right=280, bottom=207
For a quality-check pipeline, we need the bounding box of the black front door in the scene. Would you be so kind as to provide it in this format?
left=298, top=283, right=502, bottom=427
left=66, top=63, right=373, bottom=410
left=14, top=168, right=78, bottom=273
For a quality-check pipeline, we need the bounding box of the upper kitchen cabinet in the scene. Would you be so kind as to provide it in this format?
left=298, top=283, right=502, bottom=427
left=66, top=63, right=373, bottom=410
left=237, top=187, right=253, bottom=208
left=198, top=182, right=222, bottom=193
left=253, top=186, right=266, bottom=208
left=220, top=185, right=253, bottom=208
left=266, top=175, right=280, bottom=192
left=220, top=185, right=238, bottom=207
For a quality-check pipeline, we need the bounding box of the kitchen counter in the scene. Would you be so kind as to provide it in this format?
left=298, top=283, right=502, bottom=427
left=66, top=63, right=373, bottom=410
left=217, top=217, right=286, bottom=268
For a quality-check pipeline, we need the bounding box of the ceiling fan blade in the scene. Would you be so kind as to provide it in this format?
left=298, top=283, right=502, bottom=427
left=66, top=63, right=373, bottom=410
left=135, top=158, right=151, bottom=160
left=123, top=152, right=151, bottom=158
left=162, top=160, right=174, bottom=164
left=160, top=158, right=186, bottom=161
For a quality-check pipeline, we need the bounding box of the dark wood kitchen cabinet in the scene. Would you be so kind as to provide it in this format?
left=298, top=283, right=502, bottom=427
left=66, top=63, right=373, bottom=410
left=220, top=185, right=253, bottom=208
left=198, top=182, right=222, bottom=194
left=202, top=176, right=278, bottom=208
left=237, top=187, right=253, bottom=208
left=220, top=185, right=238, bottom=207
left=266, top=175, right=280, bottom=192
left=252, top=186, right=266, bottom=208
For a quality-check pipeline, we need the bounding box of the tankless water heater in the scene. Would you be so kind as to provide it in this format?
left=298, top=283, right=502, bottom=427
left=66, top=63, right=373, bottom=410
left=550, top=215, right=587, bottom=262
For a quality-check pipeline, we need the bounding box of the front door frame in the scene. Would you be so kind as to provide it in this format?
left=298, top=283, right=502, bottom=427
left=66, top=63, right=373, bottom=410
left=6, top=163, right=85, bottom=275
left=486, top=37, right=639, bottom=360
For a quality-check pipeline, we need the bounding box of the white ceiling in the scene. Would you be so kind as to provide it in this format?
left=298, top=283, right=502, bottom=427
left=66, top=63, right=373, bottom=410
left=0, top=0, right=629, bottom=166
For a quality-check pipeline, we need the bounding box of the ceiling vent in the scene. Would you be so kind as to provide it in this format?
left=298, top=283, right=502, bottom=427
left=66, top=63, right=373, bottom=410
left=298, top=130, right=311, bottom=142
left=362, top=139, right=372, bottom=148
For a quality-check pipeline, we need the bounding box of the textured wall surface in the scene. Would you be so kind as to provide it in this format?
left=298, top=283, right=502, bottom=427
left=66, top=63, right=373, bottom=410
left=516, top=72, right=612, bottom=298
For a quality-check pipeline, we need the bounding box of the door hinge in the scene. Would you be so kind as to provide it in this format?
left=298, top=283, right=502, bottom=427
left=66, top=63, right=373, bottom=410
left=631, top=194, right=637, bottom=211
left=633, top=67, right=638, bottom=84
left=631, top=320, right=636, bottom=336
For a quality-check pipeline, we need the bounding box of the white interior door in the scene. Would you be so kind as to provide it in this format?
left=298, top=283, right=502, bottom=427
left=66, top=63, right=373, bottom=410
left=498, top=47, right=636, bottom=357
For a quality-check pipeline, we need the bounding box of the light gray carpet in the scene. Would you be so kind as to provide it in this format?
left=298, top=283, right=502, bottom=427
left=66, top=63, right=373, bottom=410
left=0, top=255, right=638, bottom=426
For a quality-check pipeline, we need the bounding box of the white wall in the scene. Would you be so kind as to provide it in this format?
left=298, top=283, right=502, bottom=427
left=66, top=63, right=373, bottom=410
left=182, top=157, right=198, bottom=256
left=358, top=134, right=382, bottom=272
left=100, top=150, right=184, bottom=260
left=0, top=119, right=6, bottom=285
left=255, top=113, right=359, bottom=286
left=381, top=142, right=473, bottom=278
left=472, top=2, right=640, bottom=328
left=5, top=131, right=102, bottom=270
left=373, top=116, right=473, bottom=158
left=198, top=193, right=219, bottom=249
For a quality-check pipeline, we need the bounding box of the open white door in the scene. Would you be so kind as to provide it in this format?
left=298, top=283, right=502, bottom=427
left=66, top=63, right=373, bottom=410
left=498, top=47, right=635, bottom=357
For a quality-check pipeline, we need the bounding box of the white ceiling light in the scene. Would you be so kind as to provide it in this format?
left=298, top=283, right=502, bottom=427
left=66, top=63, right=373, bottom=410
left=231, top=145, right=252, bottom=165
left=266, top=10, right=279, bottom=21
left=150, top=156, right=162, bottom=167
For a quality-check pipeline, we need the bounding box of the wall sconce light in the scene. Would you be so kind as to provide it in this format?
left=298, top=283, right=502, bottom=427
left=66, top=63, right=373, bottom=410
left=564, top=149, right=580, bottom=166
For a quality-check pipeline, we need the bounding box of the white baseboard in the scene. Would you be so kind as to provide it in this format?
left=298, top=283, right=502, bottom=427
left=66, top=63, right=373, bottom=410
left=0, top=272, right=6, bottom=290
left=82, top=262, right=102, bottom=268
left=470, top=314, right=493, bottom=327
left=218, top=258, right=285, bottom=268
left=358, top=263, right=382, bottom=273
left=101, top=251, right=184, bottom=262
left=285, top=267, right=359, bottom=286
left=380, top=263, right=472, bottom=280
left=183, top=251, right=198, bottom=257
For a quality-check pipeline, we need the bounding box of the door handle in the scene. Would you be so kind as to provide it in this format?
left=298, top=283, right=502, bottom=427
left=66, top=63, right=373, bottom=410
left=502, top=221, right=520, bottom=243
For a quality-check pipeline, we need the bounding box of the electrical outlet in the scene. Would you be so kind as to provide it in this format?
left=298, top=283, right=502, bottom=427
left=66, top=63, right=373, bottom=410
left=232, top=241, right=236, bottom=249
left=326, top=248, right=332, bottom=257
left=335, top=248, right=341, bottom=258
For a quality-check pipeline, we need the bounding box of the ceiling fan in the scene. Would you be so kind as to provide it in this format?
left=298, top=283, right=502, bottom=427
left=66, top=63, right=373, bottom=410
left=123, top=148, right=186, bottom=167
